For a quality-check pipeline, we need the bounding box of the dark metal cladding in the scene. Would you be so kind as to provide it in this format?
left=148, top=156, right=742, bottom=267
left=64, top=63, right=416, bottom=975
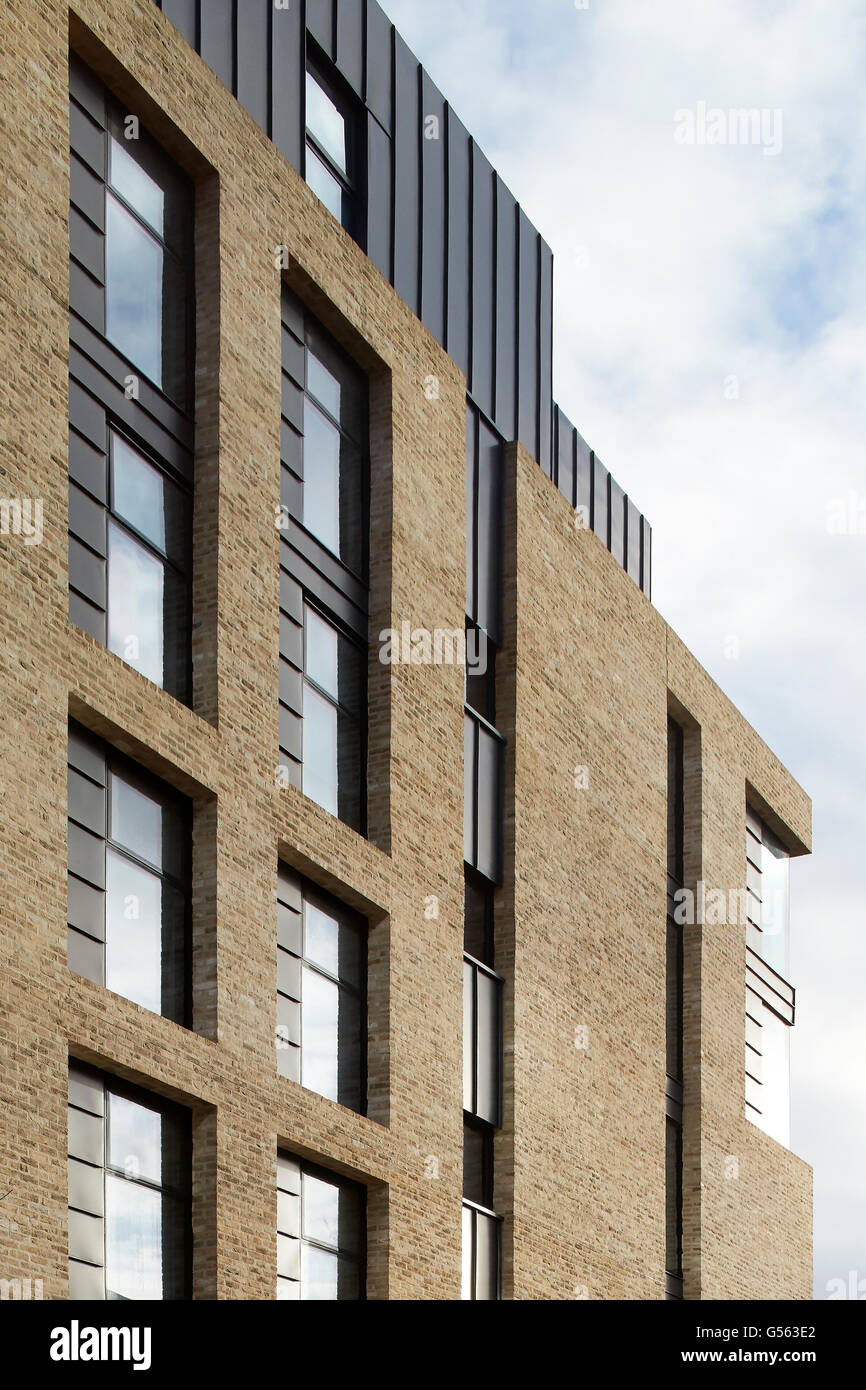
left=517, top=209, right=540, bottom=465
left=336, top=0, right=364, bottom=96
left=554, top=405, right=572, bottom=496
left=365, top=112, right=392, bottom=280
left=150, top=0, right=652, bottom=595
left=609, top=475, right=626, bottom=570
left=446, top=106, right=472, bottom=380
left=158, top=0, right=197, bottom=47
left=392, top=31, right=420, bottom=316
left=237, top=0, right=270, bottom=131
left=538, top=241, right=553, bottom=478
left=365, top=1, right=393, bottom=133
left=471, top=143, right=496, bottom=424
left=420, top=71, right=446, bottom=345
left=199, top=0, right=234, bottom=89
left=494, top=179, right=517, bottom=443
left=306, top=0, right=336, bottom=59
left=271, top=2, right=304, bottom=168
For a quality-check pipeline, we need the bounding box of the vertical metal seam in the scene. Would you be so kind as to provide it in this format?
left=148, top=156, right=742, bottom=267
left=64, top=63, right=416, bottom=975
left=512, top=202, right=519, bottom=443
left=443, top=103, right=451, bottom=353
left=491, top=170, right=498, bottom=426
left=388, top=22, right=395, bottom=285
left=535, top=232, right=542, bottom=467
left=416, top=62, right=423, bottom=318
left=467, top=140, right=475, bottom=398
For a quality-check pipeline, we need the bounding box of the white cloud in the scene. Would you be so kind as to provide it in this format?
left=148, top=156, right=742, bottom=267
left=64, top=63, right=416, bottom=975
left=384, top=0, right=866, bottom=1293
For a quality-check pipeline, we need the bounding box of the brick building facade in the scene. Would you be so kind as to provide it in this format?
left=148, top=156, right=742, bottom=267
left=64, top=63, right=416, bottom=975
left=0, top=0, right=811, bottom=1300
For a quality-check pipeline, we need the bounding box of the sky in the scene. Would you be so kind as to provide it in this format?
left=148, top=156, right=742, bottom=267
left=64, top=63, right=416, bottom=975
left=382, top=0, right=866, bottom=1298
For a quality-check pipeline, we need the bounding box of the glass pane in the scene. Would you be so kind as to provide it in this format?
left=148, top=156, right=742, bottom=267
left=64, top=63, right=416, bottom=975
left=475, top=969, right=500, bottom=1125
left=463, top=1122, right=488, bottom=1206
left=306, top=71, right=347, bottom=173
left=109, top=772, right=163, bottom=868
left=106, top=194, right=163, bottom=387
left=307, top=348, right=341, bottom=420
left=107, top=521, right=164, bottom=687
left=337, top=437, right=364, bottom=576
left=305, top=607, right=339, bottom=698
left=759, top=836, right=789, bottom=978
left=105, top=848, right=161, bottom=1014
left=461, top=1205, right=473, bottom=1300
left=111, top=435, right=166, bottom=552
left=304, top=901, right=340, bottom=976
left=759, top=1006, right=791, bottom=1148
left=305, top=325, right=367, bottom=445
left=665, top=1117, right=682, bottom=1275
left=105, top=1174, right=163, bottom=1300
left=305, top=143, right=344, bottom=222
left=108, top=1093, right=162, bottom=1184
left=464, top=874, right=492, bottom=965
left=302, top=397, right=340, bottom=555
left=464, top=715, right=476, bottom=865
left=302, top=683, right=338, bottom=816
left=301, top=1243, right=339, bottom=1300
left=109, top=136, right=164, bottom=235
left=463, top=960, right=474, bottom=1112
left=301, top=966, right=339, bottom=1103
left=302, top=1171, right=340, bottom=1248
left=475, top=1211, right=499, bottom=1300
left=476, top=724, right=503, bottom=881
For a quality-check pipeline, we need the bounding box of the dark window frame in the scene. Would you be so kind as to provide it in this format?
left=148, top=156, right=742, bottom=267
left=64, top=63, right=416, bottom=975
left=68, top=55, right=196, bottom=705
left=276, top=1151, right=367, bottom=1301
left=279, top=285, right=371, bottom=836
left=68, top=1060, right=192, bottom=1302
left=301, top=596, right=368, bottom=835
left=463, top=951, right=504, bottom=1128
left=303, top=41, right=366, bottom=247
left=461, top=1197, right=502, bottom=1302
left=67, top=721, right=193, bottom=1029
left=276, top=866, right=368, bottom=1114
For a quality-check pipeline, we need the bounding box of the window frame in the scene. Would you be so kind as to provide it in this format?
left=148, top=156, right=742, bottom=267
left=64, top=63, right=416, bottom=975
left=303, top=46, right=365, bottom=245
left=300, top=598, right=367, bottom=833
left=104, top=425, right=194, bottom=700
left=276, top=1151, right=366, bottom=1301
left=276, top=866, right=368, bottom=1115
left=67, top=1061, right=192, bottom=1302
left=461, top=1198, right=502, bottom=1302
left=67, top=722, right=193, bottom=1028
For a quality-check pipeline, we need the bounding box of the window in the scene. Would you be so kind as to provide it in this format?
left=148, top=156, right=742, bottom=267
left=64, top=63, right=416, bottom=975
left=464, top=868, right=494, bottom=967
left=68, top=1062, right=191, bottom=1300
left=665, top=1116, right=683, bottom=1290
left=465, top=404, right=504, bottom=647
left=276, top=865, right=366, bottom=1113
left=464, top=711, right=504, bottom=883
left=462, top=1122, right=501, bottom=1302
left=68, top=57, right=194, bottom=703
left=745, top=806, right=794, bottom=1147
left=665, top=716, right=685, bottom=1297
left=67, top=722, right=191, bottom=1026
left=278, top=287, right=369, bottom=833
left=104, top=126, right=192, bottom=407
left=464, top=620, right=495, bottom=724
left=463, top=955, right=502, bottom=1126
left=304, top=59, right=362, bottom=239
left=301, top=604, right=364, bottom=826
left=462, top=874, right=502, bottom=1300
left=276, top=1153, right=365, bottom=1300
left=462, top=403, right=505, bottom=1299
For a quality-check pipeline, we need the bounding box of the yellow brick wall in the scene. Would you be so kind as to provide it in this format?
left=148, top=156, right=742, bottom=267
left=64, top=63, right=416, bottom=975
left=0, top=0, right=811, bottom=1300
